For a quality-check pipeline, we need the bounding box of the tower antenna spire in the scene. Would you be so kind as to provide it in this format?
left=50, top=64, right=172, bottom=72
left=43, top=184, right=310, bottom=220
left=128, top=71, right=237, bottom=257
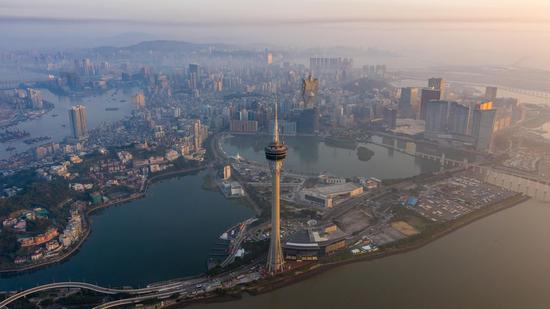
left=274, top=97, right=279, bottom=144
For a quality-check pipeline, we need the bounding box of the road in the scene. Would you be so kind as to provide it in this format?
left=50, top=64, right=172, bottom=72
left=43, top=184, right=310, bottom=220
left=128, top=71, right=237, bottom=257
left=0, top=281, right=185, bottom=308
left=1, top=263, right=263, bottom=308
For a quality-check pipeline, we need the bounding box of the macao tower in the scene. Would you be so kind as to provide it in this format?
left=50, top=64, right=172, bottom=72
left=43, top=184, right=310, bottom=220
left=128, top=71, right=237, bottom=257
left=265, top=101, right=287, bottom=274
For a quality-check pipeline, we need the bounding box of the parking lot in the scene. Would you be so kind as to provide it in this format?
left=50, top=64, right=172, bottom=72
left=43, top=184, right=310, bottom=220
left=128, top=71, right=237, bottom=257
left=410, top=173, right=516, bottom=222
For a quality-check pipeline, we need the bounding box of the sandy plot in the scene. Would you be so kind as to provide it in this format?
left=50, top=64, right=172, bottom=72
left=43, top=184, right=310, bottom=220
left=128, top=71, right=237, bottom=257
left=391, top=221, right=420, bottom=236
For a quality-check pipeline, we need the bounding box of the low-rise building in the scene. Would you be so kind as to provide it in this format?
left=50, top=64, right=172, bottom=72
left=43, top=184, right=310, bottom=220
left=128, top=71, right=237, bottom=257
left=301, top=183, right=363, bottom=208
left=283, top=224, right=348, bottom=261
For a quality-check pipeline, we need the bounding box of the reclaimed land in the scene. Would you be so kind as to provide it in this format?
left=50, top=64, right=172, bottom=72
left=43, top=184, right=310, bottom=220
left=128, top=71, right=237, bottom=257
left=250, top=193, right=528, bottom=295
left=0, top=166, right=206, bottom=274
left=166, top=193, right=529, bottom=308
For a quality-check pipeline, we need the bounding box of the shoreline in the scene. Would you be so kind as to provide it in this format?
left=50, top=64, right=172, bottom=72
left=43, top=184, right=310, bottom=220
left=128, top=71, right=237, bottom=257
left=167, top=193, right=529, bottom=308
left=0, top=134, right=531, bottom=304
left=0, top=165, right=206, bottom=275
left=246, top=194, right=529, bottom=294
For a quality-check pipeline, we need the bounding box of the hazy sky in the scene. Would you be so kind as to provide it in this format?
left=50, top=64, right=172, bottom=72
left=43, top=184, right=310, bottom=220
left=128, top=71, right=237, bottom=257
left=2, top=0, right=550, bottom=23
left=1, top=0, right=550, bottom=70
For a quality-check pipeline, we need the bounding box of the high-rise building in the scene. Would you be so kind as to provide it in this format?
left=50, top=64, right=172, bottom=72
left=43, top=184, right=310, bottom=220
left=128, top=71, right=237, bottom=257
left=485, top=86, right=498, bottom=101
left=188, top=63, right=199, bottom=75
left=447, top=102, right=470, bottom=135
left=310, top=57, right=353, bottom=80
left=229, top=120, right=258, bottom=133
left=265, top=102, right=287, bottom=274
left=297, top=108, right=320, bottom=134
left=428, top=77, right=445, bottom=99
left=383, top=107, right=397, bottom=129
left=302, top=74, right=319, bottom=108
left=188, top=64, right=200, bottom=90
left=193, top=119, right=202, bottom=150
left=471, top=102, right=496, bottom=152
left=267, top=52, right=273, bottom=65
left=223, top=165, right=231, bottom=180
left=272, top=120, right=297, bottom=136
left=68, top=105, right=88, bottom=140
left=420, top=88, right=441, bottom=120
left=214, top=79, right=223, bottom=92
left=27, top=88, right=43, bottom=109
left=132, top=91, right=145, bottom=108
left=398, top=87, right=419, bottom=119
left=81, top=58, right=95, bottom=76
left=425, top=101, right=449, bottom=134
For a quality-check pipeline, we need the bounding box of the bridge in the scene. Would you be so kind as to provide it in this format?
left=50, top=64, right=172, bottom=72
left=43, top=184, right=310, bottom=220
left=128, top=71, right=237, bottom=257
left=498, top=86, right=550, bottom=100
left=220, top=218, right=257, bottom=267
left=369, top=137, right=550, bottom=202
left=91, top=289, right=183, bottom=309
left=367, top=139, right=470, bottom=168
left=0, top=281, right=184, bottom=308
left=0, top=80, right=28, bottom=91
left=472, top=166, right=550, bottom=202
left=395, top=77, right=550, bottom=101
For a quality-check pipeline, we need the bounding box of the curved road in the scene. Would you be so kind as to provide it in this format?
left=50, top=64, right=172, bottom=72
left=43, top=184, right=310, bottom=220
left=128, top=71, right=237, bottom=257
left=0, top=281, right=184, bottom=308
left=92, top=289, right=183, bottom=309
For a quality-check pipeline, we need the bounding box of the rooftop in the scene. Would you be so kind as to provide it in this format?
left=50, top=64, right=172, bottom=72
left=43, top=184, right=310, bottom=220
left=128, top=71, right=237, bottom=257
left=305, top=182, right=362, bottom=197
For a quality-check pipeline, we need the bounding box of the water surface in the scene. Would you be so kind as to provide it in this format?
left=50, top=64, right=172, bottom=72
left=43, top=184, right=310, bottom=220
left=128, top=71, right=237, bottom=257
left=1, top=88, right=136, bottom=159
left=0, top=172, right=253, bottom=290
left=223, top=135, right=439, bottom=179
left=193, top=200, right=550, bottom=309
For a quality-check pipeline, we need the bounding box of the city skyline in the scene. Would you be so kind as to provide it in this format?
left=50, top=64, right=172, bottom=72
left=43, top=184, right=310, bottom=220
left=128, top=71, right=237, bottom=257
left=0, top=1, right=550, bottom=307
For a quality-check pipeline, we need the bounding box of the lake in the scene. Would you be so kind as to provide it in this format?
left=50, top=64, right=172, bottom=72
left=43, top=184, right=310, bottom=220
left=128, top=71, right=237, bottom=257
left=0, top=171, right=253, bottom=290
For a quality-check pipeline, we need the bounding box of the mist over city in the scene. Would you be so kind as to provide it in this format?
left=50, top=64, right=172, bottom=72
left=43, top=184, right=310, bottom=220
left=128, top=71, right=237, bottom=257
left=0, top=1, right=550, bottom=308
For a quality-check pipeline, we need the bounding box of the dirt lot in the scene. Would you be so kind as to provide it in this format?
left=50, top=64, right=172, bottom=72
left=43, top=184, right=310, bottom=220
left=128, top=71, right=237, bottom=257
left=391, top=221, right=419, bottom=236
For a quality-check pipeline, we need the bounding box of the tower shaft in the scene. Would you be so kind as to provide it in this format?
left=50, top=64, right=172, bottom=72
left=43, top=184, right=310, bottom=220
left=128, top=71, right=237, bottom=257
left=267, top=160, right=284, bottom=273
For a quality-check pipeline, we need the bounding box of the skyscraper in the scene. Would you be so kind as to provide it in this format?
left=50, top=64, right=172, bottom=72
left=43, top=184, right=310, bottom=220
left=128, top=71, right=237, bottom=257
left=132, top=91, right=145, bottom=108
left=447, top=102, right=470, bottom=135
left=188, top=64, right=200, bottom=90
left=27, top=88, right=43, bottom=109
left=297, top=107, right=320, bottom=134
left=425, top=100, right=449, bottom=134
left=472, top=102, right=496, bottom=152
left=68, top=105, right=88, bottom=140
left=383, top=107, right=397, bottom=129
left=419, top=88, right=441, bottom=120
left=302, top=74, right=319, bottom=108
left=193, top=119, right=202, bottom=150
left=485, top=86, right=498, bottom=101
left=223, top=165, right=231, bottom=180
left=265, top=101, right=287, bottom=274
left=428, top=77, right=445, bottom=99
left=398, top=87, right=418, bottom=119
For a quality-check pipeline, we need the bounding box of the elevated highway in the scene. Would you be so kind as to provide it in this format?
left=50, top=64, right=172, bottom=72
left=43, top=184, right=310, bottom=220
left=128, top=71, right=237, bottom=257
left=0, top=281, right=184, bottom=308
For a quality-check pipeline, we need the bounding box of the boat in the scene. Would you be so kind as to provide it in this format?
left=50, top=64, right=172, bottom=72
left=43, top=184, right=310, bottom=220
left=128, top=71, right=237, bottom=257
left=105, top=107, right=120, bottom=111
left=5, top=146, right=16, bottom=151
